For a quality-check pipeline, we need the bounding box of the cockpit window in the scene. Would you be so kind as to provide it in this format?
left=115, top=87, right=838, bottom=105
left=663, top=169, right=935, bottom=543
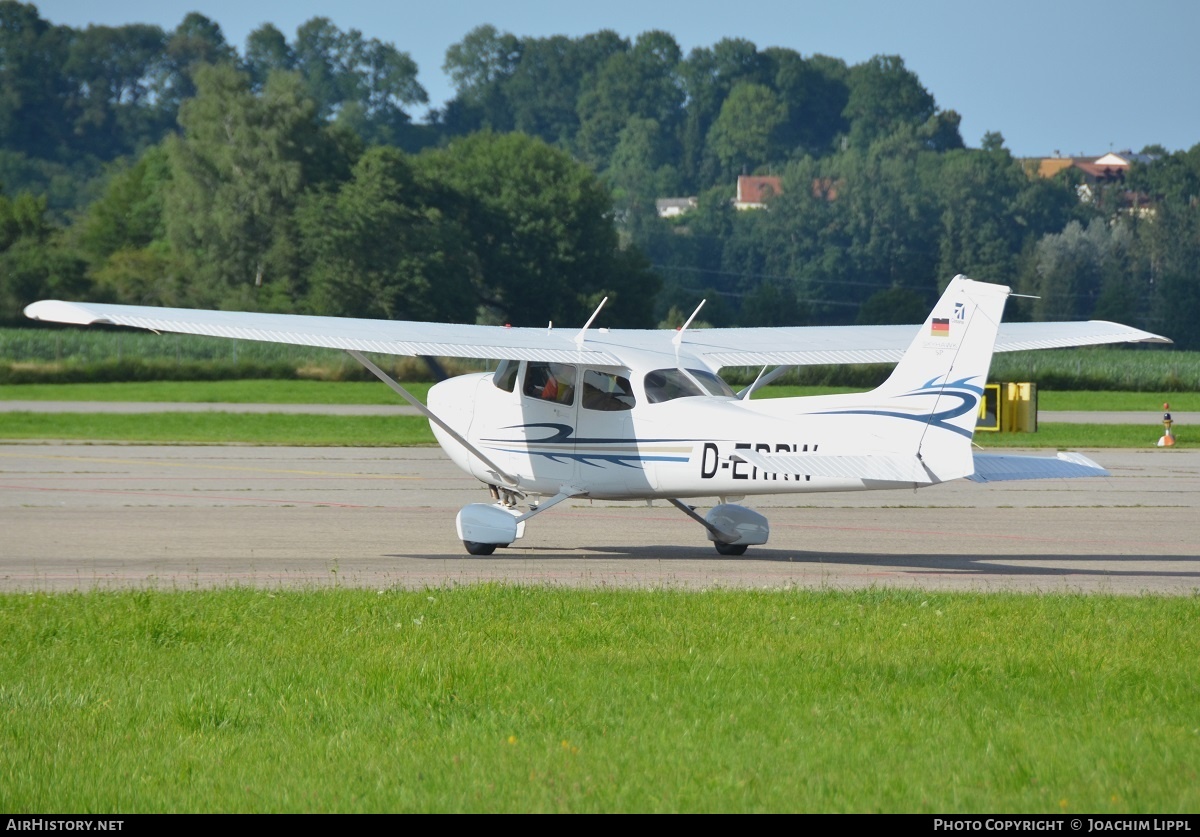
left=493, top=359, right=518, bottom=392
left=643, top=368, right=735, bottom=403
left=689, top=368, right=736, bottom=398
left=523, top=362, right=577, bottom=405
left=582, top=370, right=636, bottom=411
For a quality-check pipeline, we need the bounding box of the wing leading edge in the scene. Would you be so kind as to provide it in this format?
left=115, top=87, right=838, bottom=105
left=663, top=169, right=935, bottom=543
left=23, top=300, right=625, bottom=366
left=24, top=296, right=1170, bottom=369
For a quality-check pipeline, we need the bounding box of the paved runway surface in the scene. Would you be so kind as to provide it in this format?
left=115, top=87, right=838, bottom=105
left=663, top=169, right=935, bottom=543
left=3, top=443, right=1198, bottom=594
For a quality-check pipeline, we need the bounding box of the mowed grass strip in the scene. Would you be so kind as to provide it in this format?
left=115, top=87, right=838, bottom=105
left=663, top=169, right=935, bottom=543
left=0, top=380, right=433, bottom=404
left=1, top=587, right=1196, bottom=813
left=0, top=412, right=436, bottom=446
left=753, top=387, right=1200, bottom=412
left=6, top=381, right=1200, bottom=414
left=0, top=412, right=1168, bottom=448
left=972, top=424, right=1180, bottom=449
left=1036, top=391, right=1199, bottom=412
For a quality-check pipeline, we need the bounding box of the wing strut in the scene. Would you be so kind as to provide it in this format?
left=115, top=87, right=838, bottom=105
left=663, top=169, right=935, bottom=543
left=738, top=365, right=792, bottom=400
left=346, top=350, right=521, bottom=489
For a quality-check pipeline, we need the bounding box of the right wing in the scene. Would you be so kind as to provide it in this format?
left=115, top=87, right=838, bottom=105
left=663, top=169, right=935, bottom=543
left=24, top=295, right=1170, bottom=370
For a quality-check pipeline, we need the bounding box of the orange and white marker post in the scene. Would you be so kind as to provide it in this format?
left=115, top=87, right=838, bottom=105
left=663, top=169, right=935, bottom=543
left=1158, top=402, right=1176, bottom=447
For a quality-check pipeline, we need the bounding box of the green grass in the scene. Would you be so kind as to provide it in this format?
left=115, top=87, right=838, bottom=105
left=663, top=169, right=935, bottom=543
left=0, top=412, right=436, bottom=446
left=0, top=412, right=1171, bottom=448
left=752, top=386, right=1200, bottom=411
left=730, top=347, right=1200, bottom=392
left=973, top=424, right=1180, bottom=449
left=989, top=347, right=1200, bottom=392
left=6, top=325, right=1199, bottom=390
left=0, top=380, right=433, bottom=404
left=2, top=326, right=354, bottom=366
left=5, top=380, right=1199, bottom=414
left=1, top=587, right=1196, bottom=813
left=1036, top=391, right=1200, bottom=412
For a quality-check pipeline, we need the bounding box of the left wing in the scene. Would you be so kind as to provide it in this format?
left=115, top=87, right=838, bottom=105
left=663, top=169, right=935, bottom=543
left=24, top=297, right=1169, bottom=369
left=23, top=300, right=628, bottom=366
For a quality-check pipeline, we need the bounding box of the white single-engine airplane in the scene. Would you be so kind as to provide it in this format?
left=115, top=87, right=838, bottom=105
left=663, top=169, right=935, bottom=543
left=26, top=275, right=1168, bottom=555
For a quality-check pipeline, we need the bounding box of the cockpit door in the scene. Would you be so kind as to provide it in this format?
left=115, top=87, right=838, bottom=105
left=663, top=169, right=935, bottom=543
left=505, top=361, right=580, bottom=485
left=574, top=368, right=655, bottom=495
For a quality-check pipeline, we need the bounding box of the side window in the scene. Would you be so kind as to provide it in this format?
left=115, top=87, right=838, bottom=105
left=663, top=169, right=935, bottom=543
left=644, top=369, right=704, bottom=403
left=582, top=370, right=636, bottom=411
left=493, top=359, right=518, bottom=392
left=687, top=368, right=736, bottom=398
left=523, top=362, right=577, bottom=406
left=643, top=368, right=734, bottom=403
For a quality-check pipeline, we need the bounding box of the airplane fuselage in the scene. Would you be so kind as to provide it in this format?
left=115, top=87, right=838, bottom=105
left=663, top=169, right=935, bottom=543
left=428, top=366, right=948, bottom=501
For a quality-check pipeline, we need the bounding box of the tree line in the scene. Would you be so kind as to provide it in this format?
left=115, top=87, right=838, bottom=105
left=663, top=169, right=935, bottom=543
left=2, top=3, right=1199, bottom=346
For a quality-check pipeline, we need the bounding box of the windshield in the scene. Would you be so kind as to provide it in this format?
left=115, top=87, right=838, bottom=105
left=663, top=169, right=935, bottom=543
left=644, top=368, right=735, bottom=403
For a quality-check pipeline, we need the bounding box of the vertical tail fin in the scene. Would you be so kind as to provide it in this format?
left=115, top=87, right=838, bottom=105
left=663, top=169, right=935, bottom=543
left=868, top=275, right=1010, bottom=471
left=786, top=275, right=1009, bottom=482
left=874, top=275, right=1009, bottom=411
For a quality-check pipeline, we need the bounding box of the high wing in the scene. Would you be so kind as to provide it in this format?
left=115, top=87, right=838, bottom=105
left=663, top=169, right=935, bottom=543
left=665, top=319, right=1170, bottom=367
left=24, top=291, right=1169, bottom=370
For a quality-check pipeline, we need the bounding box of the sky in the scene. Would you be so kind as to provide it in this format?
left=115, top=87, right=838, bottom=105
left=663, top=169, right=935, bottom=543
left=33, top=0, right=1200, bottom=159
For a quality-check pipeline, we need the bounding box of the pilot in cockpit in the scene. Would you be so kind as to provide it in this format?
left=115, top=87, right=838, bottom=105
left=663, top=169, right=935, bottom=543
left=524, top=362, right=575, bottom=404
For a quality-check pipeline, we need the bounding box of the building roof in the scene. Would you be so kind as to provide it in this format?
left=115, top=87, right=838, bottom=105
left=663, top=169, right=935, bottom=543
left=1074, top=161, right=1126, bottom=182
left=735, top=175, right=783, bottom=208
left=737, top=176, right=782, bottom=204
left=1035, top=158, right=1077, bottom=178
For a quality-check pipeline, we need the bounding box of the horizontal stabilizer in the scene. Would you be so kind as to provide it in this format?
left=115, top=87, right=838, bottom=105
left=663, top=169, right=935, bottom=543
left=967, top=452, right=1110, bottom=483
left=730, top=449, right=934, bottom=484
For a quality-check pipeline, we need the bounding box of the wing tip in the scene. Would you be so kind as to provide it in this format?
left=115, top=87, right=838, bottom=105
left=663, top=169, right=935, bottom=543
left=24, top=300, right=113, bottom=327
left=1086, top=320, right=1173, bottom=344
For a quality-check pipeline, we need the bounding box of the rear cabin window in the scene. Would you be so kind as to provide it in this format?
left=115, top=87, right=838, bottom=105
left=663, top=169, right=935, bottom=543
left=581, top=370, right=636, bottom=411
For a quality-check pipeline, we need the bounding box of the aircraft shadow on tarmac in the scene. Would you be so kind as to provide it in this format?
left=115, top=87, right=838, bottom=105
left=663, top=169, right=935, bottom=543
left=393, top=546, right=1200, bottom=580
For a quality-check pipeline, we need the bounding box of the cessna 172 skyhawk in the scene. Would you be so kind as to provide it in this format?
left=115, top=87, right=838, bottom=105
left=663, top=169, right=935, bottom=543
left=25, top=276, right=1168, bottom=556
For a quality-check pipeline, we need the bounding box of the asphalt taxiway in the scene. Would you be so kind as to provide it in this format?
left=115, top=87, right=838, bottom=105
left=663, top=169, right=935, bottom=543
left=2, top=443, right=1198, bottom=594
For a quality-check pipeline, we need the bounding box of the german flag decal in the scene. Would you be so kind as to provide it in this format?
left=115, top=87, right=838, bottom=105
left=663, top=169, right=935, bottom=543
left=930, top=317, right=950, bottom=337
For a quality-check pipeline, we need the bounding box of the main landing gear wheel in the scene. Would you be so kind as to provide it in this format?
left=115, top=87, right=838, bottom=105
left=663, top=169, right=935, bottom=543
left=464, top=541, right=497, bottom=556
left=714, top=542, right=748, bottom=556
